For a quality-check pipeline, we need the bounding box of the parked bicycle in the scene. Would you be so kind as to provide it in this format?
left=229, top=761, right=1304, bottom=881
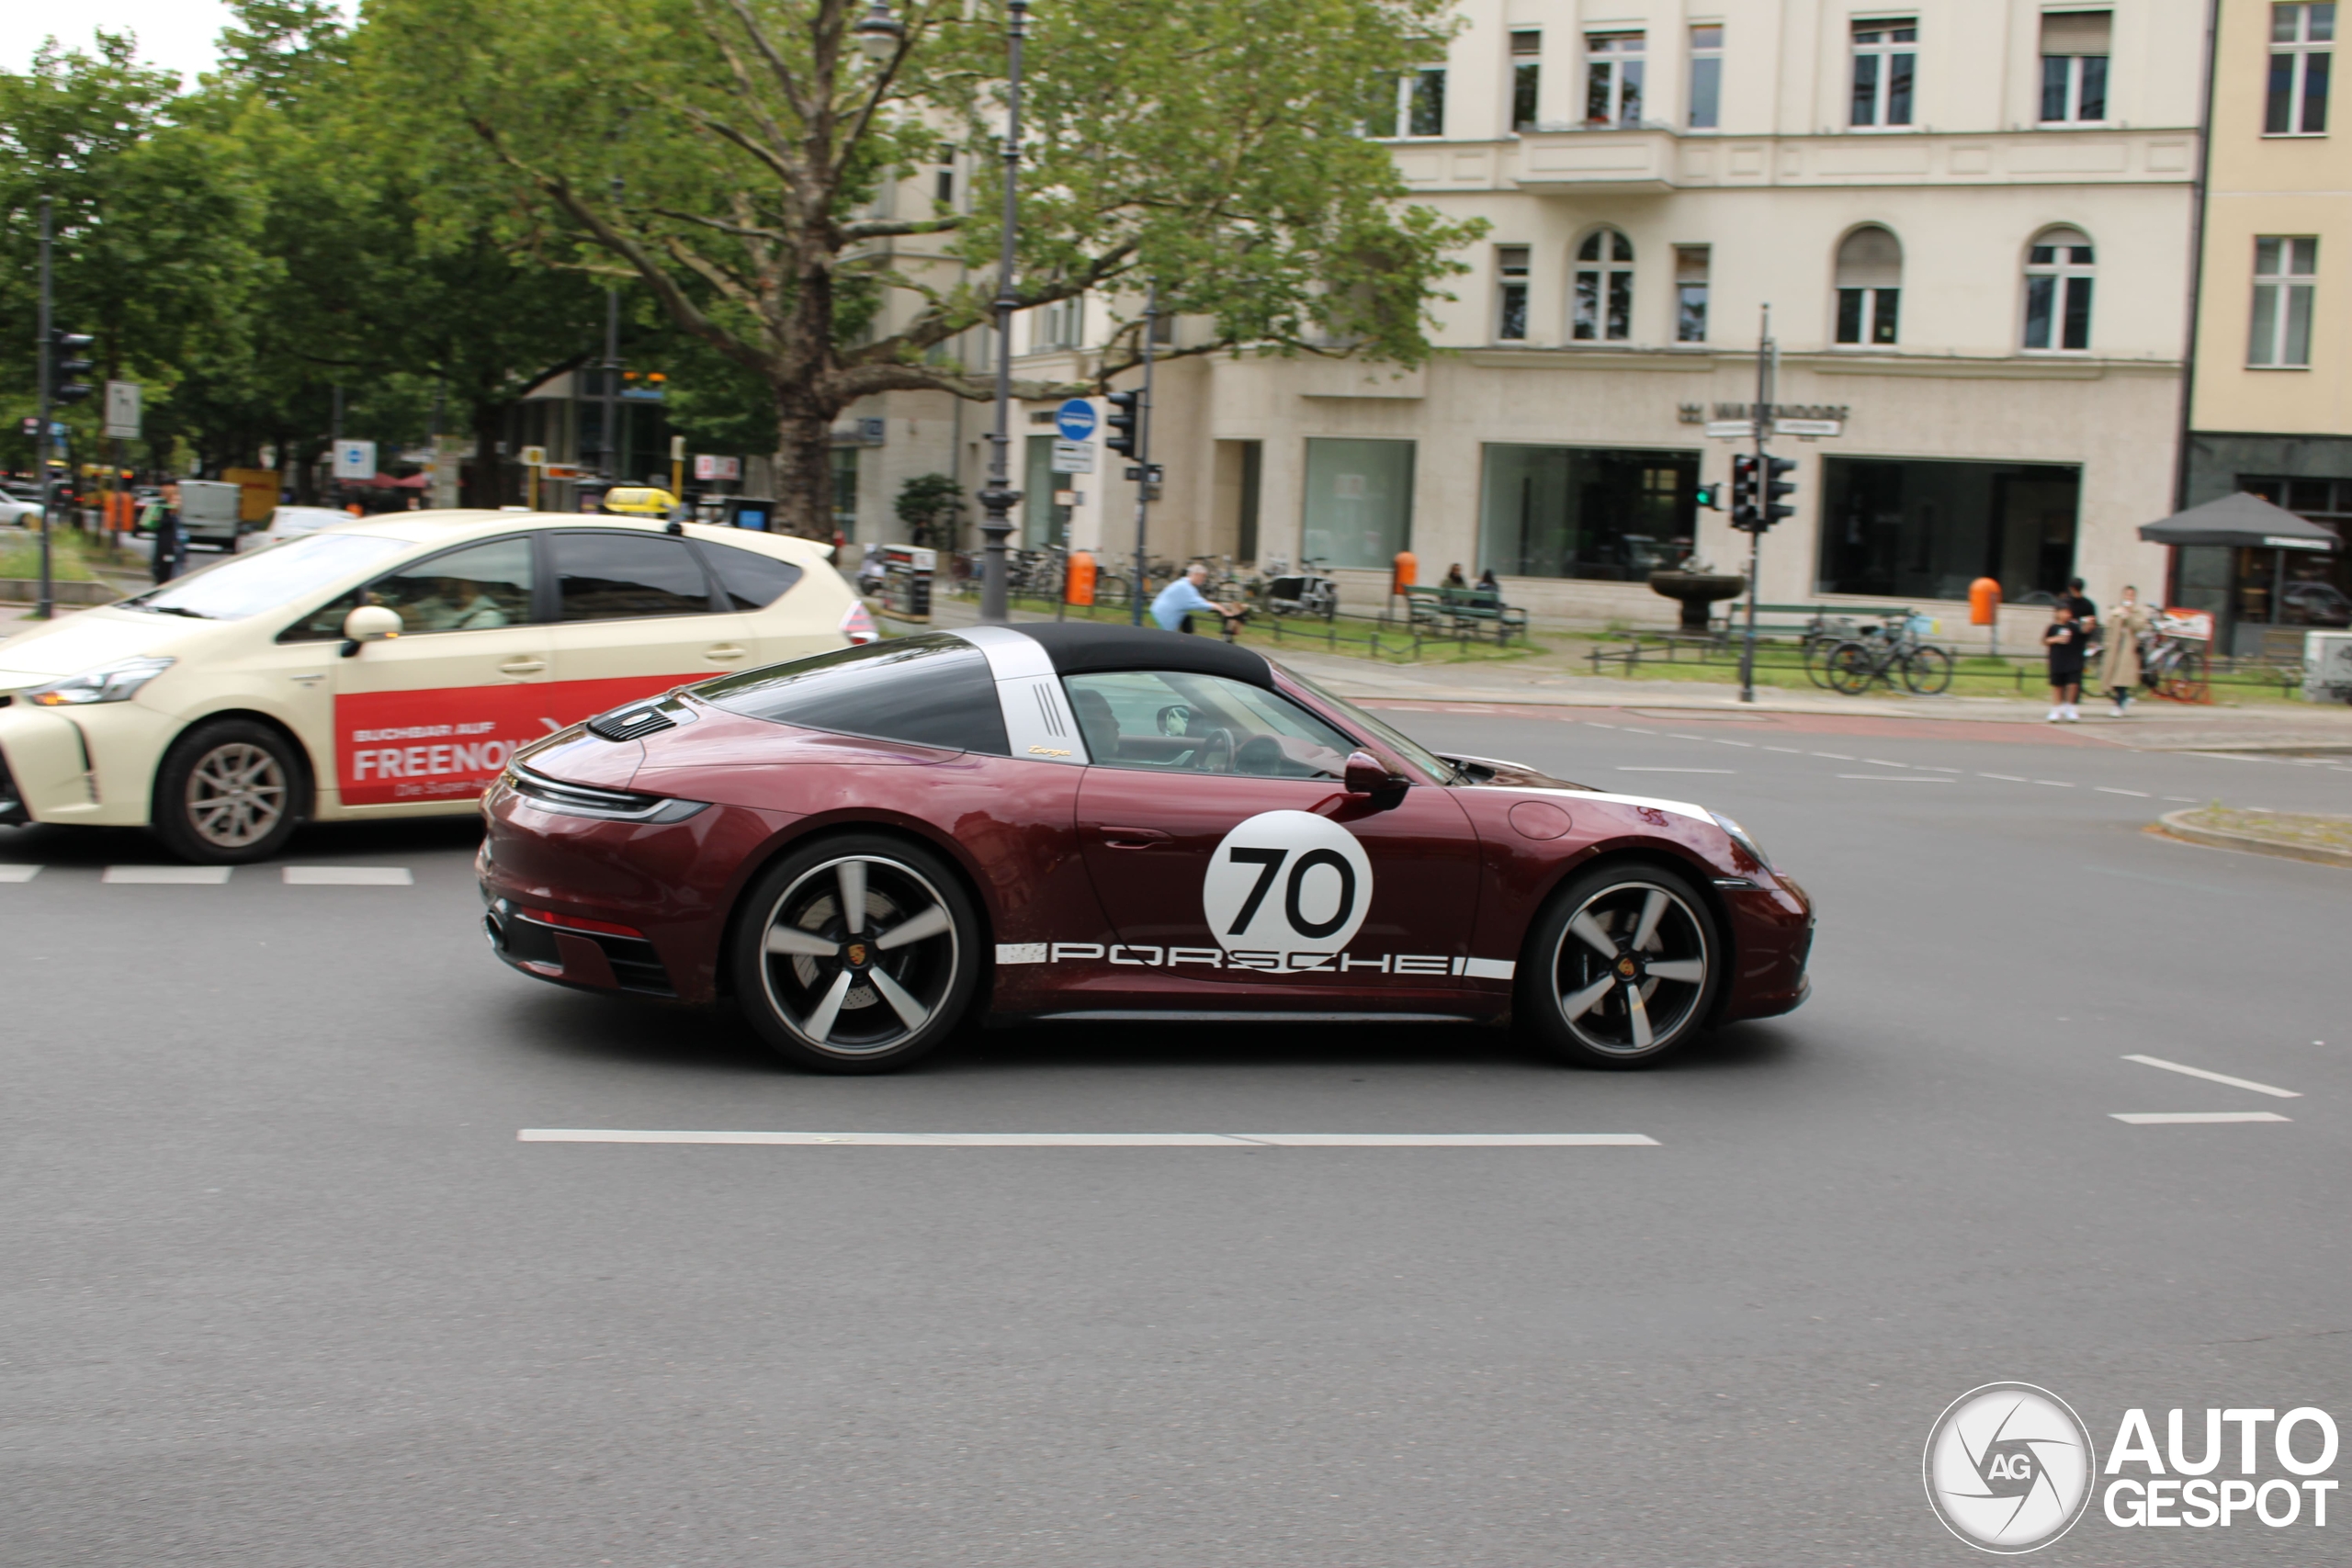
left=1823, top=615, right=1954, bottom=695
left=1261, top=556, right=1340, bottom=621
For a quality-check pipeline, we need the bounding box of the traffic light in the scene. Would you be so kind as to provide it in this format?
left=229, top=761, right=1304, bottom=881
left=1104, top=389, right=1142, bottom=457
left=1762, top=456, right=1798, bottom=527
left=50, top=331, right=96, bottom=404
left=1729, top=453, right=1761, bottom=532
left=1693, top=480, right=1722, bottom=511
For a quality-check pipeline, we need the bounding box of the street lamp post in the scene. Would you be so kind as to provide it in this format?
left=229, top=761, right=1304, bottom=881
left=975, top=0, right=1031, bottom=625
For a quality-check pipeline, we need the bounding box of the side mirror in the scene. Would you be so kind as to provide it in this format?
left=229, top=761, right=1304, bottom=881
left=1344, top=750, right=1402, bottom=797
left=340, top=604, right=402, bottom=657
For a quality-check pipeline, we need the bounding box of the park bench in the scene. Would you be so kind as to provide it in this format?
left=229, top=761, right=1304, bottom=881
left=1586, top=603, right=1918, bottom=673
left=1401, top=584, right=1531, bottom=644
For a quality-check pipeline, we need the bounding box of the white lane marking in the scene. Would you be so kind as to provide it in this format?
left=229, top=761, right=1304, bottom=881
left=0, top=864, right=40, bottom=883
left=518, top=1130, right=1662, bottom=1147
left=1617, top=767, right=1735, bottom=773
left=1980, top=773, right=2030, bottom=782
left=2122, top=1054, right=2301, bottom=1099
left=103, top=865, right=232, bottom=885
left=1668, top=733, right=1708, bottom=741
left=1861, top=758, right=1911, bottom=768
left=2110, top=1111, right=2291, bottom=1124
left=1712, top=739, right=1754, bottom=747
left=1765, top=746, right=1805, bottom=754
left=1836, top=774, right=1951, bottom=783
left=2164, top=795, right=2198, bottom=803
left=1918, top=765, right=1963, bottom=773
left=283, top=866, right=414, bottom=886
left=1622, top=727, right=1656, bottom=734
left=2096, top=787, right=2151, bottom=797
left=1812, top=751, right=1856, bottom=760
left=2033, top=779, right=2075, bottom=787
left=1584, top=722, right=1618, bottom=728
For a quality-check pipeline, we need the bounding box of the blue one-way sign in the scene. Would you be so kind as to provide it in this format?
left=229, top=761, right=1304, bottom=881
left=1055, top=399, right=1096, bottom=442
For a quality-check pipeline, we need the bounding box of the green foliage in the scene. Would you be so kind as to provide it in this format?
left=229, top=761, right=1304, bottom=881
left=893, top=472, right=965, bottom=549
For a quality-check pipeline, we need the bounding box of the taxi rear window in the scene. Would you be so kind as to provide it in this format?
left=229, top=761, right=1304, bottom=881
left=695, top=635, right=1009, bottom=754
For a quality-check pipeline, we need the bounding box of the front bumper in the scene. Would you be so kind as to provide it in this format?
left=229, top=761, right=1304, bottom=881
left=1716, top=874, right=1815, bottom=1023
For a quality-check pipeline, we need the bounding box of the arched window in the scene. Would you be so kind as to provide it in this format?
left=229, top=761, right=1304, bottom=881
left=1834, top=226, right=1902, bottom=344
left=2022, top=227, right=2094, bottom=351
left=1573, top=229, right=1634, bottom=341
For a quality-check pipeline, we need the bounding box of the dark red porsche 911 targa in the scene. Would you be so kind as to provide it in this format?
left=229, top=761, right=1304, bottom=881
left=478, top=623, right=1812, bottom=1072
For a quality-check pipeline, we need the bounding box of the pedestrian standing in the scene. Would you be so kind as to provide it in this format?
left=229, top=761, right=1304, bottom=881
left=2060, top=576, right=2098, bottom=639
left=2044, top=602, right=2086, bottom=721
left=2101, top=585, right=2153, bottom=716
left=150, top=481, right=186, bottom=584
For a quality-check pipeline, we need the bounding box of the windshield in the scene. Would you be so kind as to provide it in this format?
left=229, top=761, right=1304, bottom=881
left=1274, top=662, right=1459, bottom=784
left=119, top=533, right=412, bottom=621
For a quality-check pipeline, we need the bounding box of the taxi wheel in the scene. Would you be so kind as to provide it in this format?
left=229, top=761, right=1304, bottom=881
left=1517, top=863, right=1721, bottom=1069
left=732, top=834, right=980, bottom=1074
left=153, top=719, right=308, bottom=865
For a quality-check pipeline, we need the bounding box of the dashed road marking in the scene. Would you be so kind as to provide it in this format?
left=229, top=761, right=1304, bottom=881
left=103, top=865, right=232, bottom=885
left=1980, top=773, right=2030, bottom=782
left=2096, top=787, right=2151, bottom=796
left=1764, top=746, right=1805, bottom=754
left=1861, top=758, right=1911, bottom=769
left=1617, top=767, right=1736, bottom=773
left=1836, top=774, right=1951, bottom=782
left=1711, top=739, right=1754, bottom=747
left=283, top=866, right=414, bottom=886
left=0, top=864, right=40, bottom=884
left=2110, top=1111, right=2291, bottom=1125
left=2033, top=779, right=2075, bottom=787
left=2164, top=795, right=2198, bottom=803
left=518, top=1129, right=1664, bottom=1147
left=2123, top=1054, right=2301, bottom=1099
left=1812, top=751, right=1856, bottom=761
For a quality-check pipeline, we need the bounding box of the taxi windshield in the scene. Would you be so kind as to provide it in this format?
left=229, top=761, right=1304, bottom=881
left=119, top=533, right=411, bottom=621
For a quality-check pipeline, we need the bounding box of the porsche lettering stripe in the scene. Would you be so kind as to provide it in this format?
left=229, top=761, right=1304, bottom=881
left=989, top=945, right=1514, bottom=979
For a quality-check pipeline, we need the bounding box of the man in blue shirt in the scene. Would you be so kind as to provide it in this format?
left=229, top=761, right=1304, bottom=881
left=1150, top=563, right=1243, bottom=636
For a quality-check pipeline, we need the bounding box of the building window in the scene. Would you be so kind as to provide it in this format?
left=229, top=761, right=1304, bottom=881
left=1675, top=245, right=1710, bottom=342
left=1817, top=457, right=2081, bottom=602
left=1585, top=32, right=1645, bottom=127
left=933, top=145, right=956, bottom=207
left=1511, top=31, right=1542, bottom=131
left=831, top=447, right=860, bottom=540
left=2040, top=11, right=2110, bottom=122
left=1034, top=295, right=1081, bottom=352
left=1850, top=18, right=1917, bottom=127
left=1573, top=229, right=1635, bottom=341
left=1302, top=438, right=1415, bottom=570
left=1374, top=67, right=1447, bottom=137
left=2267, top=3, right=2334, bottom=135
left=1688, top=25, right=1724, bottom=128
left=2250, top=236, right=2318, bottom=366
left=2022, top=228, right=2095, bottom=351
left=1496, top=246, right=1531, bottom=341
left=1479, top=446, right=1698, bottom=581
left=1834, top=226, right=1902, bottom=344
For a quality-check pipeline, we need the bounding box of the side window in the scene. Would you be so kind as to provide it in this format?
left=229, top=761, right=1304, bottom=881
left=279, top=588, right=362, bottom=643
left=554, top=531, right=716, bottom=621
left=697, top=541, right=805, bottom=609
left=363, top=537, right=535, bottom=635
left=1064, top=671, right=1355, bottom=778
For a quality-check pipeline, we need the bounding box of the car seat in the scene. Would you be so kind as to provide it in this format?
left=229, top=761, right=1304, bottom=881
left=1069, top=686, right=1121, bottom=762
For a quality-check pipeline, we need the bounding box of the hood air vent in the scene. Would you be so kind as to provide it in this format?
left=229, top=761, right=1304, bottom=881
left=586, top=703, right=677, bottom=742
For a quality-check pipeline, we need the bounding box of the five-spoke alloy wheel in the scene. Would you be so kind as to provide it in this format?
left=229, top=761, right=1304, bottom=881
left=1518, top=864, right=1721, bottom=1067
left=733, top=834, right=980, bottom=1073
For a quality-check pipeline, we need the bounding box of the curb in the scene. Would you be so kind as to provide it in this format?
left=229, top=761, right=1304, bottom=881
left=2154, top=810, right=2352, bottom=869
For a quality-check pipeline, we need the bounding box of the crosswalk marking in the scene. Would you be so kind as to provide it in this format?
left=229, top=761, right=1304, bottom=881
left=103, top=865, right=232, bottom=885
left=2122, top=1054, right=2300, bottom=1099
left=0, top=864, right=40, bottom=883
left=283, top=866, right=414, bottom=886
left=519, top=1129, right=1663, bottom=1147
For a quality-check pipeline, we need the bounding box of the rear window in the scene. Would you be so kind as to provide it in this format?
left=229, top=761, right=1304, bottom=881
left=694, top=635, right=1010, bottom=754
left=699, top=541, right=805, bottom=609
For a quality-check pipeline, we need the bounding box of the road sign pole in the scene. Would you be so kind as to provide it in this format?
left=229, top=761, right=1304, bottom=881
left=1738, top=305, right=1774, bottom=705
left=35, top=197, right=54, bottom=620
left=1130, top=281, right=1157, bottom=627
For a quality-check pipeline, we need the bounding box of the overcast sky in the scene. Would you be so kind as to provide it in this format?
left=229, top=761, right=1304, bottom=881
left=5, top=2, right=239, bottom=86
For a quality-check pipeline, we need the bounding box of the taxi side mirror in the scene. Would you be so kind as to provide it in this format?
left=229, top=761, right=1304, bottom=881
left=1344, top=750, right=1405, bottom=802
left=340, top=604, right=402, bottom=657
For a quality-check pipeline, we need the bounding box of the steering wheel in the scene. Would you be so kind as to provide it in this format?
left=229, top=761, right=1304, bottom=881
left=1157, top=704, right=1192, bottom=736
left=1193, top=727, right=1236, bottom=774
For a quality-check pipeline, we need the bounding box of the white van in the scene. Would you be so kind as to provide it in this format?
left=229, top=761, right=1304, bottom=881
left=177, top=480, right=244, bottom=551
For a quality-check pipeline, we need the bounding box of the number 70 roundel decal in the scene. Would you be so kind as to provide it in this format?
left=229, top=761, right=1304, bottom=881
left=1202, top=811, right=1374, bottom=956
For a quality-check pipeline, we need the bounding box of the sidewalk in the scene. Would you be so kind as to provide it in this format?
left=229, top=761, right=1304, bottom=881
left=912, top=592, right=2352, bottom=753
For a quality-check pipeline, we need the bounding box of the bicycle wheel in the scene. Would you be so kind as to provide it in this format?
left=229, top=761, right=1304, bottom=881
left=1825, top=641, right=1878, bottom=695
left=2159, top=649, right=2207, bottom=701
left=1902, top=645, right=1954, bottom=694
left=1802, top=638, right=1838, bottom=689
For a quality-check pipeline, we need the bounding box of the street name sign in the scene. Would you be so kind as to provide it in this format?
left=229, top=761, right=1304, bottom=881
left=1051, top=439, right=1094, bottom=475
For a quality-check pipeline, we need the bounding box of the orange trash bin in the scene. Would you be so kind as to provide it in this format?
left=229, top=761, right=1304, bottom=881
left=1066, top=550, right=1097, bottom=606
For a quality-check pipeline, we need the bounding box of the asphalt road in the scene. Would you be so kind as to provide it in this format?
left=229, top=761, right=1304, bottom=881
left=3, top=707, right=2347, bottom=1566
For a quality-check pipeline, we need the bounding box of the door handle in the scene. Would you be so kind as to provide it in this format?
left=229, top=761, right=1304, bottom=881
left=289, top=672, right=324, bottom=685
left=704, top=644, right=748, bottom=660
left=499, top=658, right=548, bottom=676
left=1097, top=825, right=1171, bottom=849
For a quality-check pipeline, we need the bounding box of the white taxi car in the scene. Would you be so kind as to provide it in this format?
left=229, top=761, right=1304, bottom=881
left=0, top=510, right=871, bottom=862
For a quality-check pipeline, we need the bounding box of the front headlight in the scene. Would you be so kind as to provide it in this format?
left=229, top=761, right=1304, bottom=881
left=23, top=656, right=175, bottom=706
left=1710, top=811, right=1773, bottom=872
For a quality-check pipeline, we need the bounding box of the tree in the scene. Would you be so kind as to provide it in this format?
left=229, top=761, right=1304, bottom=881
left=893, top=471, right=964, bottom=549
left=369, top=0, right=1482, bottom=537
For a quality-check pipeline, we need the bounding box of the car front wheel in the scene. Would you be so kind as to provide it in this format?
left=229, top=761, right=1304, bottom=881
left=1518, top=863, right=1722, bottom=1068
left=153, top=718, right=308, bottom=864
left=732, top=834, right=981, bottom=1074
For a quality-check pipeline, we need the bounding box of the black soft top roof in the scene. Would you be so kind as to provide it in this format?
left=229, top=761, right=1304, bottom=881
left=1010, top=621, right=1273, bottom=687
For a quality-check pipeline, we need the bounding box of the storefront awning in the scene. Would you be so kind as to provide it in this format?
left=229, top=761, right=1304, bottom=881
left=2138, top=491, right=2339, bottom=551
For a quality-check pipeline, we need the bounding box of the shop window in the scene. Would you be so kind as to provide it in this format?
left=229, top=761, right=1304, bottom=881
left=2249, top=236, right=2318, bottom=366
left=2238, top=477, right=2352, bottom=628
left=1511, top=31, right=1542, bottom=131
left=2267, top=3, right=2333, bottom=135
left=1574, top=228, right=1635, bottom=342
left=1675, top=245, right=1711, bottom=343
left=1477, top=445, right=1697, bottom=582
left=1585, top=32, right=1645, bottom=127
left=2022, top=227, right=2095, bottom=351
left=1689, top=25, right=1724, bottom=129
left=1850, top=18, right=1917, bottom=127
left=1835, top=226, right=1903, bottom=344
left=1496, top=245, right=1532, bottom=341
left=1302, top=438, right=1415, bottom=570
left=2040, top=11, right=2110, bottom=122
left=1816, top=457, right=2079, bottom=602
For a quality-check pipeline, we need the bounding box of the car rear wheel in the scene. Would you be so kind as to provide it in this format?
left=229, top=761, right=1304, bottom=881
left=153, top=718, right=307, bottom=864
left=733, top=834, right=979, bottom=1074
left=1517, top=863, right=1721, bottom=1069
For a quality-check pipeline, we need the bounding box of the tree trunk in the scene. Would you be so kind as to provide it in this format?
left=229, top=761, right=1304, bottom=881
left=463, top=400, right=507, bottom=509
left=773, top=396, right=838, bottom=541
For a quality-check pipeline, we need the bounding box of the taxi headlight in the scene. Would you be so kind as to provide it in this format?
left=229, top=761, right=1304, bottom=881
left=24, top=656, right=175, bottom=706
left=1710, top=811, right=1773, bottom=873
